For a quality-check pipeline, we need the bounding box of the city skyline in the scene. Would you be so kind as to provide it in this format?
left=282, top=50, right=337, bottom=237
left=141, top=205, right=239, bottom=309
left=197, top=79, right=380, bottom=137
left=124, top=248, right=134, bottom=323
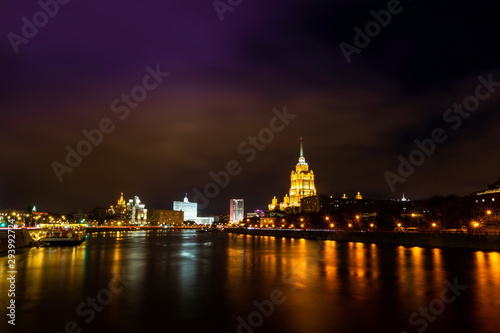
left=1, top=142, right=498, bottom=216
left=2, top=1, right=499, bottom=214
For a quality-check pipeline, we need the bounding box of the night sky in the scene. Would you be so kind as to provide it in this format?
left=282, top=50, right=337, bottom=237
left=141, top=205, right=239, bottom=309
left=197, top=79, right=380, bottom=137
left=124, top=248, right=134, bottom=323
left=1, top=0, right=499, bottom=215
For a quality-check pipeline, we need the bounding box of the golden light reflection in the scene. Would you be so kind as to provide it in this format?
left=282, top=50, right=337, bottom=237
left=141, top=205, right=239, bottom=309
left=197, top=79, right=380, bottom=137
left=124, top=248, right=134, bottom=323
left=474, top=251, right=500, bottom=332
left=396, top=246, right=427, bottom=305
left=349, top=242, right=367, bottom=278
left=320, top=241, right=339, bottom=292
left=431, top=248, right=444, bottom=289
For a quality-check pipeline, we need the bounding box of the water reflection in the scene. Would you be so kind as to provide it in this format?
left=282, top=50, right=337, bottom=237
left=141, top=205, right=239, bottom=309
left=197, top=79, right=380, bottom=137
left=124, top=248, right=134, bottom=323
left=1, top=232, right=500, bottom=333
left=474, top=251, right=500, bottom=332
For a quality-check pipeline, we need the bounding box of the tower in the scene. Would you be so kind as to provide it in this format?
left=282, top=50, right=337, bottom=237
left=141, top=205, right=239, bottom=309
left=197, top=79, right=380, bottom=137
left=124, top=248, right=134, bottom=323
left=230, top=199, right=244, bottom=223
left=269, top=138, right=317, bottom=211
left=109, top=192, right=127, bottom=216
left=116, top=192, right=126, bottom=214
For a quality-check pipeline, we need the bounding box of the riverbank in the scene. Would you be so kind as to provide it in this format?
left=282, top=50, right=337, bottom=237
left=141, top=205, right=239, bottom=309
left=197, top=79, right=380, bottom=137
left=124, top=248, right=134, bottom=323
left=85, top=226, right=199, bottom=233
left=0, top=229, right=34, bottom=254
left=225, top=228, right=500, bottom=251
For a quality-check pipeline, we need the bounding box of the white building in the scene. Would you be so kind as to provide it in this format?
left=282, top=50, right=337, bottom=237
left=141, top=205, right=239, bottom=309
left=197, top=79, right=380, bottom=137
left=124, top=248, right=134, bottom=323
left=173, top=194, right=214, bottom=225
left=127, top=196, right=147, bottom=225
left=173, top=194, right=198, bottom=220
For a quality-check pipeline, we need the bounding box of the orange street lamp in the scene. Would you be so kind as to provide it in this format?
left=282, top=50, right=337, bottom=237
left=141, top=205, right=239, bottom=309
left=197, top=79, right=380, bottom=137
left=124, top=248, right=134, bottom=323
left=486, top=210, right=492, bottom=215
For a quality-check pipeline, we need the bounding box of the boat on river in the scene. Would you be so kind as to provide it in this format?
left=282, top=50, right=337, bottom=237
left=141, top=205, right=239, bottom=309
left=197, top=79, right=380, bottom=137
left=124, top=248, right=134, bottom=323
left=196, top=227, right=222, bottom=233
left=38, top=224, right=86, bottom=246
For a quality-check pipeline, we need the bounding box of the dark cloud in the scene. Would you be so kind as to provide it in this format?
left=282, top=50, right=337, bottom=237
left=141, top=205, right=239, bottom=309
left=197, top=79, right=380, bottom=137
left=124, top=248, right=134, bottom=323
left=1, top=0, right=499, bottom=214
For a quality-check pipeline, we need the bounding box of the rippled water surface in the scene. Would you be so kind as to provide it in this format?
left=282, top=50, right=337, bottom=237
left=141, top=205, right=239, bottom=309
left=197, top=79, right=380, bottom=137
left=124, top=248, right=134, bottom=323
left=1, top=230, right=500, bottom=333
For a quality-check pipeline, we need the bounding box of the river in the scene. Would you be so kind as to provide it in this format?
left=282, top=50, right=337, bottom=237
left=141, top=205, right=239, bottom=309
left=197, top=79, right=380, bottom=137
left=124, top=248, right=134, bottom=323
left=1, top=230, right=499, bottom=333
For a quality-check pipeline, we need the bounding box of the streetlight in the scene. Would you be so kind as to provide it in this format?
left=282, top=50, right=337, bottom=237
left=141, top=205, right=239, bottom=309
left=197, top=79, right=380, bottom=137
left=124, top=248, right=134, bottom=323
left=471, top=221, right=481, bottom=235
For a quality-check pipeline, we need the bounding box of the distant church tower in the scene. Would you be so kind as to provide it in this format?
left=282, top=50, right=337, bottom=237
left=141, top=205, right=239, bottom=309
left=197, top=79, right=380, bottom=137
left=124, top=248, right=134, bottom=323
left=269, top=138, right=317, bottom=211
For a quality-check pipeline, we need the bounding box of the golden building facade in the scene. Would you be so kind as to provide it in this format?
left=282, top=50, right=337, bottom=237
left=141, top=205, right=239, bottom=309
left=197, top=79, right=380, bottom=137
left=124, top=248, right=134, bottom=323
left=269, top=138, right=316, bottom=211
left=109, top=192, right=127, bottom=215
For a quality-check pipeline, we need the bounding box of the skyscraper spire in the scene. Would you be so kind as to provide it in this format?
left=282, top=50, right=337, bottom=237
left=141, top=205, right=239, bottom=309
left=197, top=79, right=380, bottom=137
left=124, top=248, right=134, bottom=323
left=298, top=137, right=307, bottom=165
left=300, top=137, right=304, bottom=158
left=268, top=136, right=316, bottom=211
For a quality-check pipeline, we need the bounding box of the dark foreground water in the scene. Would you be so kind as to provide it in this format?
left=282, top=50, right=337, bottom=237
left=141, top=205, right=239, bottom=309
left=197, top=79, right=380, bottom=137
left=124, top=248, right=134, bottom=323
left=1, top=230, right=500, bottom=333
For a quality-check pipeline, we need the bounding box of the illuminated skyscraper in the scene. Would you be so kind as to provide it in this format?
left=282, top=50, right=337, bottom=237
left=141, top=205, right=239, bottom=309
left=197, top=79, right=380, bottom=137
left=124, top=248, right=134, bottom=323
left=230, top=199, right=244, bottom=223
left=109, top=192, right=127, bottom=215
left=269, top=138, right=316, bottom=211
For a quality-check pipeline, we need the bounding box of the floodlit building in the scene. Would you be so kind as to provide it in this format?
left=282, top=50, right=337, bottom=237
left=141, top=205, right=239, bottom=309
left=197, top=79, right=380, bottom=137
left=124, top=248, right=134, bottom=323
left=269, top=138, right=317, bottom=211
left=109, top=192, right=127, bottom=215
left=470, top=178, right=500, bottom=218
left=173, top=194, right=198, bottom=220
left=472, top=178, right=500, bottom=205
left=127, top=196, right=147, bottom=225
left=230, top=199, right=244, bottom=223
left=173, top=194, right=214, bottom=225
left=108, top=192, right=129, bottom=223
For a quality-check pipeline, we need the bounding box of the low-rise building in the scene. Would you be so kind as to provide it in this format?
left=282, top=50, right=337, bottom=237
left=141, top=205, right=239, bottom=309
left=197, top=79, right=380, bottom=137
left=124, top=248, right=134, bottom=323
left=148, top=210, right=184, bottom=226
